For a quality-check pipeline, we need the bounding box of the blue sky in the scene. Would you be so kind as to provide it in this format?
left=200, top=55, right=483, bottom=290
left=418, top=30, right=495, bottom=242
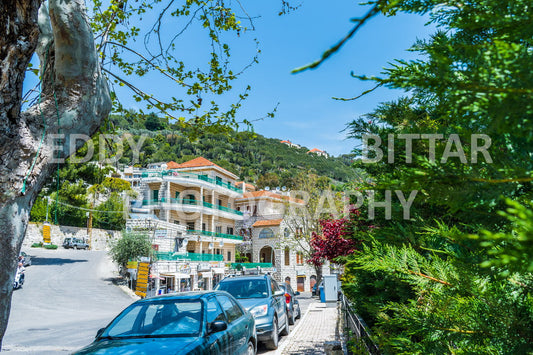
left=25, top=1, right=435, bottom=157
left=214, top=2, right=435, bottom=156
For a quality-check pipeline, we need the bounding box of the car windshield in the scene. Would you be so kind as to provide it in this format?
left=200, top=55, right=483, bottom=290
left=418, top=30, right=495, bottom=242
left=102, top=299, right=202, bottom=338
left=216, top=279, right=269, bottom=299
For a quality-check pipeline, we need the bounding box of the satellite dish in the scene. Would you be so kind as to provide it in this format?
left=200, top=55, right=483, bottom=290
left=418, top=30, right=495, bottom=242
left=282, top=186, right=287, bottom=191
left=265, top=186, right=270, bottom=191
left=276, top=186, right=280, bottom=191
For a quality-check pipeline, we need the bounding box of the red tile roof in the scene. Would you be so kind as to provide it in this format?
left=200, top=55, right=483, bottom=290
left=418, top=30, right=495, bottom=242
left=307, top=148, right=324, bottom=153
left=240, top=190, right=305, bottom=204
left=252, top=219, right=283, bottom=227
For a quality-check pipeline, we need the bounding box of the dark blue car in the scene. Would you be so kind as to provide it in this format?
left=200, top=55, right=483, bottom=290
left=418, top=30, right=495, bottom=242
left=74, top=291, right=256, bottom=355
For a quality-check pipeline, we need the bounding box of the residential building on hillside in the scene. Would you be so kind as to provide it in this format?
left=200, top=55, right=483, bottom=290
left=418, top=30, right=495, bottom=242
left=307, top=148, right=329, bottom=158
left=280, top=139, right=301, bottom=149
left=234, top=189, right=329, bottom=293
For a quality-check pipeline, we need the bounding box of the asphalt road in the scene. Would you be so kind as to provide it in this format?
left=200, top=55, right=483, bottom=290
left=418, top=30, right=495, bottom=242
left=2, top=248, right=316, bottom=354
left=3, top=248, right=135, bottom=354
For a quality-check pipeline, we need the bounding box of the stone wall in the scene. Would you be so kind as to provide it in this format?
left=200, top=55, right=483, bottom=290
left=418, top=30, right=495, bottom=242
left=23, top=222, right=121, bottom=251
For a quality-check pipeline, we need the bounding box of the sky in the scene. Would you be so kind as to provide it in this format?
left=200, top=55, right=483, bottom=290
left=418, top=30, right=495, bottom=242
left=224, top=2, right=434, bottom=156
left=25, top=1, right=435, bottom=157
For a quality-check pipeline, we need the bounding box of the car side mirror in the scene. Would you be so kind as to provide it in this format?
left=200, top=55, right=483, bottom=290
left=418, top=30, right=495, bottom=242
left=274, top=290, right=284, bottom=297
left=295, top=291, right=300, bottom=296
left=209, top=321, right=228, bottom=334
left=95, top=328, right=105, bottom=338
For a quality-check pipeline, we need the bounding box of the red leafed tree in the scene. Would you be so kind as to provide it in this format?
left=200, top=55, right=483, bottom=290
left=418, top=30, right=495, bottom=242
left=309, top=208, right=370, bottom=266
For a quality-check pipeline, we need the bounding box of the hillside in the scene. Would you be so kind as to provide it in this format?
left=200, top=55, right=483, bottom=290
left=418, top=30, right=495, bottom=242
left=111, top=113, right=359, bottom=188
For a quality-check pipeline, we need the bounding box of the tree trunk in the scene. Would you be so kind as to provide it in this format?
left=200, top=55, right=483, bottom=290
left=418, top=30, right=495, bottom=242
left=0, top=0, right=111, bottom=348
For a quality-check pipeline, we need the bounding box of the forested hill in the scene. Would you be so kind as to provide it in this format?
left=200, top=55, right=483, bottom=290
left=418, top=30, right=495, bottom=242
left=110, top=113, right=358, bottom=188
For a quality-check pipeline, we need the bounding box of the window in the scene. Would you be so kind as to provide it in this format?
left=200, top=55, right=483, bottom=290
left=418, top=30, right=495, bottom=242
left=185, top=194, right=196, bottom=205
left=215, top=226, right=222, bottom=234
left=237, top=206, right=240, bottom=211
left=152, top=189, right=159, bottom=200
left=216, top=176, right=222, bottom=185
left=253, top=205, right=258, bottom=216
left=258, top=228, right=274, bottom=239
left=216, top=295, right=243, bottom=323
left=284, top=228, right=290, bottom=238
left=174, top=191, right=180, bottom=199
left=217, top=199, right=222, bottom=206
left=173, top=220, right=180, bottom=225
left=226, top=227, right=234, bottom=235
left=227, top=251, right=231, bottom=261
left=284, top=247, right=290, bottom=266
left=270, top=278, right=280, bottom=294
left=206, top=297, right=226, bottom=324
left=187, top=222, right=195, bottom=231
left=296, top=252, right=304, bottom=265
left=202, top=223, right=206, bottom=231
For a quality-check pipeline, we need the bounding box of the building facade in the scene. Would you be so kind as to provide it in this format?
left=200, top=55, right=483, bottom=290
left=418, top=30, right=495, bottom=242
left=235, top=190, right=329, bottom=293
left=124, top=157, right=245, bottom=294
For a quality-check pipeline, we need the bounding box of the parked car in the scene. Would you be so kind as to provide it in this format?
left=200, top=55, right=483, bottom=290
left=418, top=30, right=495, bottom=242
left=74, top=291, right=257, bottom=355
left=279, top=283, right=301, bottom=325
left=215, top=274, right=289, bottom=350
left=62, top=237, right=89, bottom=250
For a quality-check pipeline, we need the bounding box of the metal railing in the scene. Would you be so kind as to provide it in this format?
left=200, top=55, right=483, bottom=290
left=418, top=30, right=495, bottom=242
left=140, top=170, right=242, bottom=193
left=142, top=198, right=243, bottom=216
left=156, top=251, right=224, bottom=262
left=340, top=292, right=380, bottom=355
left=229, top=262, right=273, bottom=269
left=188, top=230, right=243, bottom=241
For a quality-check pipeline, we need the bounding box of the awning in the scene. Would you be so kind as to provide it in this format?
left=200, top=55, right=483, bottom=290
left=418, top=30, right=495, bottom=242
left=212, top=268, right=225, bottom=274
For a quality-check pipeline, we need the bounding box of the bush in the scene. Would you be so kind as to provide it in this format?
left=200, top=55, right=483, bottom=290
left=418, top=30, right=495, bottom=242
left=43, top=244, right=58, bottom=249
left=31, top=242, right=43, bottom=248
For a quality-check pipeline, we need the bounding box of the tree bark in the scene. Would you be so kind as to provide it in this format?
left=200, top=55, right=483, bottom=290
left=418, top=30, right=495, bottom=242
left=0, top=0, right=111, bottom=348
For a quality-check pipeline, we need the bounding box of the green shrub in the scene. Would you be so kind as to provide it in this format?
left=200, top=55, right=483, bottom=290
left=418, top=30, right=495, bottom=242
left=31, top=242, right=43, bottom=248
left=43, top=244, right=58, bottom=249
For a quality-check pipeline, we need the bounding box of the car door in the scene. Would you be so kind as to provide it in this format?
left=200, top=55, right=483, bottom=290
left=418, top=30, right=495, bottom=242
left=216, top=294, right=249, bottom=354
left=206, top=296, right=230, bottom=354
left=270, top=279, right=286, bottom=328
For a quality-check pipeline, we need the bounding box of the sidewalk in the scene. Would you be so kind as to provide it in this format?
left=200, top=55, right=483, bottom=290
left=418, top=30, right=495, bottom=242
left=278, top=301, right=341, bottom=355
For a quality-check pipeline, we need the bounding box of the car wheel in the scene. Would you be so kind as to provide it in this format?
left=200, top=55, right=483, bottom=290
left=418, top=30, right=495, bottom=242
left=74, top=245, right=78, bottom=250
left=280, top=313, right=290, bottom=336
left=247, top=340, right=255, bottom=355
left=288, top=308, right=296, bottom=325
left=264, top=318, right=278, bottom=350
left=296, top=304, right=301, bottom=319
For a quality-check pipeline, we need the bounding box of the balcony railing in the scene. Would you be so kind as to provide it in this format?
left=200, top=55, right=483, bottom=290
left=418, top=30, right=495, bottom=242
left=188, top=230, right=243, bottom=241
left=229, top=262, right=274, bottom=269
left=140, top=170, right=242, bottom=193
left=156, top=251, right=224, bottom=262
left=142, top=198, right=243, bottom=216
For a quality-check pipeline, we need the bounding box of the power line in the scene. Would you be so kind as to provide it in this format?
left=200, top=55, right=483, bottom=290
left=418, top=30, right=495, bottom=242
left=47, top=197, right=126, bottom=214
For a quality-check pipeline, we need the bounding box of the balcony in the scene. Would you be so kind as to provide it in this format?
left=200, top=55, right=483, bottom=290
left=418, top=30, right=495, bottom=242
left=229, top=262, right=274, bottom=269
left=141, top=170, right=242, bottom=193
left=188, top=230, right=243, bottom=241
left=142, top=198, right=243, bottom=216
left=156, top=251, right=224, bottom=262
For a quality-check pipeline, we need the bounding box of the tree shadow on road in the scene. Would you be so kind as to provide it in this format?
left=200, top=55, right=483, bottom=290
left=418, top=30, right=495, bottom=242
left=31, top=257, right=88, bottom=266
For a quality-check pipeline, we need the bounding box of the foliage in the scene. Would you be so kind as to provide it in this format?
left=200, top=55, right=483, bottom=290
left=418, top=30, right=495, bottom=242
left=308, top=209, right=368, bottom=267
left=109, top=117, right=360, bottom=184
left=85, top=0, right=261, bottom=136
left=303, top=0, right=533, bottom=352
left=110, top=232, right=153, bottom=269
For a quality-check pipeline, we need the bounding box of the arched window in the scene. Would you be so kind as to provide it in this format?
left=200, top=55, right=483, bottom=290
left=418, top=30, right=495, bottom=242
left=258, top=228, right=274, bottom=239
